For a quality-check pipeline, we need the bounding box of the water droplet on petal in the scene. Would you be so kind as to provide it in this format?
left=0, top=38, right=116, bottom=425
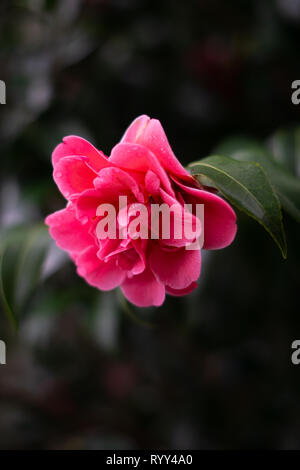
left=55, top=171, right=62, bottom=178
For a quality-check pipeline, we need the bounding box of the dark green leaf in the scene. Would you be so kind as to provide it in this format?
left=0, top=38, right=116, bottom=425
left=215, top=135, right=300, bottom=222
left=189, top=155, right=287, bottom=258
left=0, top=224, right=52, bottom=330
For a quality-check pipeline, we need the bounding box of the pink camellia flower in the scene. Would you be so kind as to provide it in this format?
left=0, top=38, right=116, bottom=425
left=45, top=115, right=237, bottom=307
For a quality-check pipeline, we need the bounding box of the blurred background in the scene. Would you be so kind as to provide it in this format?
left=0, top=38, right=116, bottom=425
left=0, top=0, right=300, bottom=450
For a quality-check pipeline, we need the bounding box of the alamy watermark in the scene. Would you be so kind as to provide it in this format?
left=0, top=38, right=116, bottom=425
left=0, top=340, right=6, bottom=365
left=93, top=196, right=204, bottom=250
left=0, top=80, right=6, bottom=104
left=291, top=340, right=300, bottom=365
left=291, top=80, right=300, bottom=105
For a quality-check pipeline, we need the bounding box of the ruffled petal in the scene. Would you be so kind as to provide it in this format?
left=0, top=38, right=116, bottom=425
left=122, top=116, right=194, bottom=183
left=53, top=156, right=97, bottom=199
left=130, top=238, right=147, bottom=276
left=98, top=238, right=130, bottom=262
left=155, top=188, right=201, bottom=248
left=150, top=244, right=201, bottom=289
left=145, top=170, right=160, bottom=196
left=110, top=142, right=174, bottom=196
left=75, top=188, right=105, bottom=221
left=94, top=167, right=144, bottom=203
left=120, top=115, right=150, bottom=144
left=45, top=204, right=93, bottom=254
left=52, top=135, right=110, bottom=172
left=76, top=246, right=126, bottom=290
left=166, top=282, right=198, bottom=297
left=76, top=167, right=144, bottom=222
left=175, top=180, right=237, bottom=250
left=121, top=267, right=165, bottom=307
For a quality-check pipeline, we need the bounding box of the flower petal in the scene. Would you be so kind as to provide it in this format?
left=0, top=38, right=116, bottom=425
left=98, top=238, right=130, bottom=262
left=166, top=282, right=198, bottom=297
left=121, top=267, right=165, bottom=307
left=110, top=142, right=174, bottom=196
left=145, top=170, right=160, bottom=195
left=150, top=244, right=201, bottom=289
left=120, top=115, right=150, bottom=143
left=156, top=188, right=201, bottom=248
left=53, top=156, right=97, bottom=199
left=76, top=245, right=126, bottom=290
left=76, top=167, right=144, bottom=222
left=94, top=167, right=144, bottom=203
left=124, top=116, right=194, bottom=183
left=45, top=204, right=93, bottom=254
left=130, top=238, right=147, bottom=276
left=175, top=180, right=237, bottom=250
left=52, top=135, right=110, bottom=172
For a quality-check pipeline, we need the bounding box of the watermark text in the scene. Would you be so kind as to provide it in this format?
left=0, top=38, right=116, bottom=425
left=94, top=196, right=204, bottom=250
left=0, top=340, right=6, bottom=365
left=291, top=80, right=300, bottom=105
left=0, top=80, right=6, bottom=104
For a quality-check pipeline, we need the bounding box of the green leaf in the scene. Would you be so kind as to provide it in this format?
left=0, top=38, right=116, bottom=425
left=215, top=135, right=300, bottom=222
left=0, top=224, right=52, bottom=330
left=189, top=155, right=287, bottom=258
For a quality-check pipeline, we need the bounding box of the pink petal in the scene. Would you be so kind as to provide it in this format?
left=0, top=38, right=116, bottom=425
left=110, top=142, right=175, bottom=196
left=125, top=116, right=194, bottom=183
left=121, top=267, right=165, bottom=307
left=120, top=115, right=150, bottom=143
left=76, top=245, right=126, bottom=290
left=166, top=282, right=198, bottom=297
left=94, top=167, right=144, bottom=203
left=52, top=135, right=110, bottom=172
left=130, top=238, right=147, bottom=276
left=53, top=156, right=97, bottom=199
left=98, top=238, right=129, bottom=262
left=145, top=170, right=160, bottom=195
left=155, top=188, right=201, bottom=248
left=117, top=249, right=138, bottom=270
left=175, top=180, right=237, bottom=250
left=106, top=238, right=146, bottom=277
left=45, top=204, right=94, bottom=253
left=150, top=244, right=201, bottom=289
left=76, top=167, right=144, bottom=222
left=75, top=188, right=105, bottom=221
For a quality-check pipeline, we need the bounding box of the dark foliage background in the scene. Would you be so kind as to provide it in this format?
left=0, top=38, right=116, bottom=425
left=0, top=0, right=300, bottom=449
